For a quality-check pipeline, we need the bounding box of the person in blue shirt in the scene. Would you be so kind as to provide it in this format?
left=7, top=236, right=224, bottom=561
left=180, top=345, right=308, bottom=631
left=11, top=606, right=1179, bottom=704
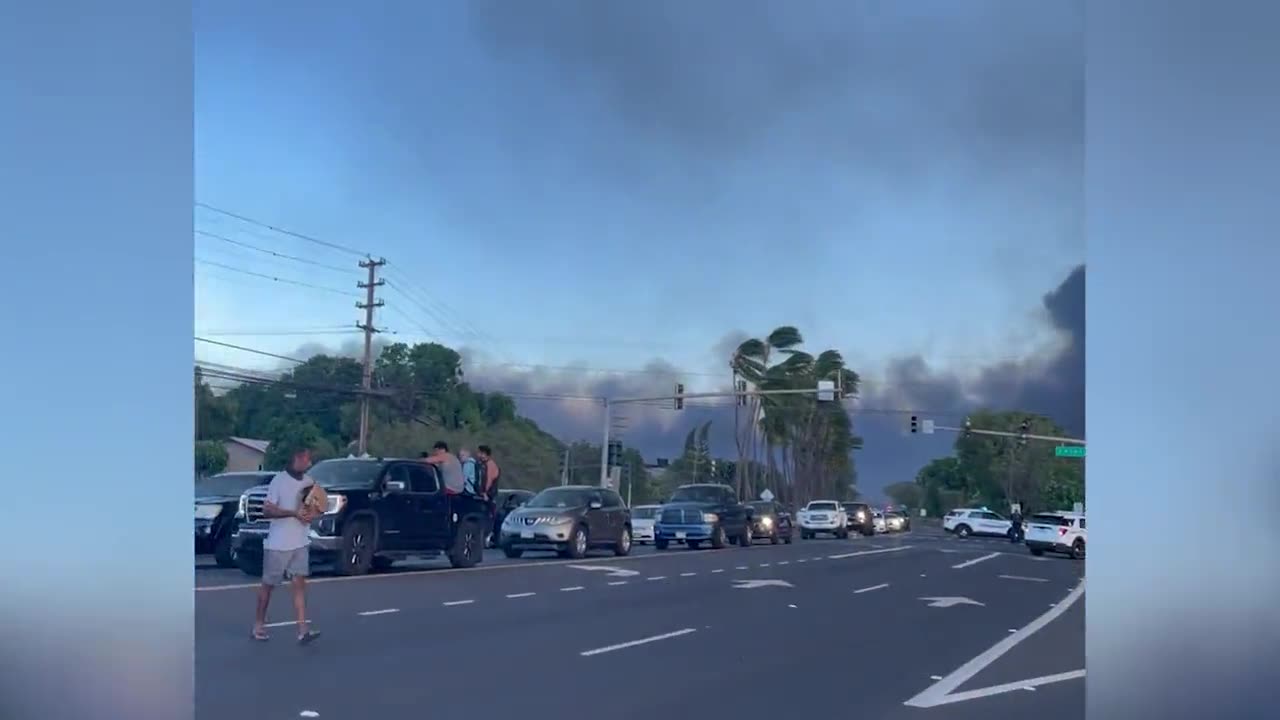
left=459, top=448, right=479, bottom=495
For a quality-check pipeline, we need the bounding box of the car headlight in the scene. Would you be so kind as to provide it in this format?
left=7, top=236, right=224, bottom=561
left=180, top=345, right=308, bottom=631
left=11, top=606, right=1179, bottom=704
left=856, top=511, right=866, bottom=520
left=324, top=494, right=347, bottom=515
left=195, top=503, right=221, bottom=520
left=702, top=512, right=719, bottom=523
left=236, top=494, right=248, bottom=518
left=761, top=516, right=773, bottom=527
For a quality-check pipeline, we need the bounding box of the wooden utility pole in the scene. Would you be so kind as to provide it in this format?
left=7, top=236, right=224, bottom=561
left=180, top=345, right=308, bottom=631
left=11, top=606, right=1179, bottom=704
left=356, top=257, right=386, bottom=456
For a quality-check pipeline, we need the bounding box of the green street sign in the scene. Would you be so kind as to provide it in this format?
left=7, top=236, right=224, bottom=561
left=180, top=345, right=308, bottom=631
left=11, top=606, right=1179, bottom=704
left=1055, top=445, right=1086, bottom=458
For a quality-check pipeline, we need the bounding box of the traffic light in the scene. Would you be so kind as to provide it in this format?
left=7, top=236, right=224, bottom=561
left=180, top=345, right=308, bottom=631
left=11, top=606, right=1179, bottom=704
left=736, top=380, right=748, bottom=407
left=1018, top=419, right=1030, bottom=446
left=910, top=415, right=919, bottom=434
left=607, top=440, right=622, bottom=467
left=963, top=417, right=973, bottom=438
left=675, top=383, right=685, bottom=410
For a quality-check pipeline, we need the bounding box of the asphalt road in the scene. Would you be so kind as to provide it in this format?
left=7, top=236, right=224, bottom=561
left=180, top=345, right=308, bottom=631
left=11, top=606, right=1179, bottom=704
left=195, top=527, right=1084, bottom=720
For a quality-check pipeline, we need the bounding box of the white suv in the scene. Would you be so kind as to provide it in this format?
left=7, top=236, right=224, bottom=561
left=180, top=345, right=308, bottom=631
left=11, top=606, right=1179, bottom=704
left=1024, top=512, right=1086, bottom=559
left=798, top=500, right=849, bottom=539
left=943, top=508, right=1014, bottom=539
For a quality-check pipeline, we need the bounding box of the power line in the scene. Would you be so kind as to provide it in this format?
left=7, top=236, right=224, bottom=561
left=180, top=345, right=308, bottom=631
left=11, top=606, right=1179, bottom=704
left=195, top=202, right=371, bottom=257
left=195, top=258, right=358, bottom=297
left=194, top=229, right=354, bottom=273
left=196, top=327, right=363, bottom=337
left=195, top=337, right=307, bottom=364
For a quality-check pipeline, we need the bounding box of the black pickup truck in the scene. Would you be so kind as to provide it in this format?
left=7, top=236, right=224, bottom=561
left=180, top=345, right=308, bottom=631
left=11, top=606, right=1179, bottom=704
left=231, top=457, right=491, bottom=576
left=653, top=483, right=754, bottom=550
left=195, top=471, right=276, bottom=567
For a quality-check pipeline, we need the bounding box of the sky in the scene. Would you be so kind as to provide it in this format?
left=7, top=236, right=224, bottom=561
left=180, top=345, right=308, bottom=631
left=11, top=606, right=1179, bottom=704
left=194, top=0, right=1084, bottom=501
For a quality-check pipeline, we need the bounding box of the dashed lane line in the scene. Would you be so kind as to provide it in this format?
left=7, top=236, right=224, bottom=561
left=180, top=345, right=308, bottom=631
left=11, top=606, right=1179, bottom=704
left=951, top=552, right=1001, bottom=569
left=506, top=592, right=535, bottom=599
left=854, top=583, right=890, bottom=594
left=560, top=586, right=585, bottom=592
left=357, top=608, right=400, bottom=617
left=442, top=599, right=474, bottom=606
left=579, top=628, right=698, bottom=657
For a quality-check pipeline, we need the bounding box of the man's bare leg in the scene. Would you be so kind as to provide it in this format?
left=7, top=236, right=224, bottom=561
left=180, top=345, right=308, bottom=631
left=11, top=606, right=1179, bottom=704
left=291, top=575, right=319, bottom=643
left=253, top=584, right=272, bottom=638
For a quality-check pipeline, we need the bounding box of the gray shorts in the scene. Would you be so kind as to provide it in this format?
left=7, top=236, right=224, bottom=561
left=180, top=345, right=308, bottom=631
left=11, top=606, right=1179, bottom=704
left=262, top=547, right=310, bottom=586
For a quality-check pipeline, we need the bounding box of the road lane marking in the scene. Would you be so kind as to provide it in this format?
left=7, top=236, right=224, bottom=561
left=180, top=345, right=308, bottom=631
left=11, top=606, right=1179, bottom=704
left=711, top=569, right=724, bottom=573
left=608, top=580, right=629, bottom=585
left=506, top=592, right=535, bottom=598
left=796, top=559, right=807, bottom=563
left=443, top=599, right=474, bottom=606
left=999, top=574, right=1048, bottom=583
left=680, top=572, right=697, bottom=577
left=579, top=628, right=698, bottom=657
left=735, top=566, right=748, bottom=570
left=777, top=561, right=790, bottom=565
left=827, top=545, right=914, bottom=560
left=647, top=576, right=666, bottom=581
left=560, top=586, right=584, bottom=592
left=951, top=552, right=1000, bottom=569
left=854, top=583, right=890, bottom=594
left=195, top=545, right=720, bottom=592
left=357, top=608, right=400, bottom=617
left=904, top=580, right=1086, bottom=708
left=758, top=563, right=771, bottom=567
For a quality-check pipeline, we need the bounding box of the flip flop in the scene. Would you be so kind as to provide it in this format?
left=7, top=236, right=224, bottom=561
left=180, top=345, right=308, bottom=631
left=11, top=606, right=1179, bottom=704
left=251, top=630, right=269, bottom=642
left=297, top=630, right=321, bottom=645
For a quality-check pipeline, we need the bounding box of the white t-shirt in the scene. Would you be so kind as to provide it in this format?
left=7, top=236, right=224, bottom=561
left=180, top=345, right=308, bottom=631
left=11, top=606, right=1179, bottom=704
left=264, top=471, right=314, bottom=551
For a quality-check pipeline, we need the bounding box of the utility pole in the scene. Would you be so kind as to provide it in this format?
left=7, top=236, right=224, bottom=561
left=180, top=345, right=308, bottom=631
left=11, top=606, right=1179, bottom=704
left=561, top=446, right=571, bottom=486
left=598, top=398, right=610, bottom=486
left=356, top=256, right=386, bottom=456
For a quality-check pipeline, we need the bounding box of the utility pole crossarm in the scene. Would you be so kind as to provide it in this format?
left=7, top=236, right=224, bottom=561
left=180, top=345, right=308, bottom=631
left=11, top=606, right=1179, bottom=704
left=933, top=425, right=1085, bottom=446
left=612, top=387, right=828, bottom=406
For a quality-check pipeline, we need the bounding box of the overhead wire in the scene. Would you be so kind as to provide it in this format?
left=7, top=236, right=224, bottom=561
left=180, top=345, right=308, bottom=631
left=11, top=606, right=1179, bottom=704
left=195, top=258, right=358, bottom=297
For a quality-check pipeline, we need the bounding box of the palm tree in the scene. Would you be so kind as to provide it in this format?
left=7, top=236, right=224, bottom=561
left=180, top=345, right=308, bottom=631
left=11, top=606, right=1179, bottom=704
left=732, top=326, right=803, bottom=499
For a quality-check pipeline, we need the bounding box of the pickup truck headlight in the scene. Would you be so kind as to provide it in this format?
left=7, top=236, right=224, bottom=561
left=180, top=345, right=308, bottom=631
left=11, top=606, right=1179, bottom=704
left=760, top=516, right=773, bottom=527
left=236, top=493, right=248, bottom=518
left=324, top=494, right=347, bottom=515
left=195, top=503, right=221, bottom=520
left=702, top=512, right=719, bottom=523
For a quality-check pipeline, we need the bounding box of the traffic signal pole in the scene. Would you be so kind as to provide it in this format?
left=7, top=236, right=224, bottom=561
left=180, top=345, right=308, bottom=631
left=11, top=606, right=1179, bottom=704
left=932, top=424, right=1086, bottom=445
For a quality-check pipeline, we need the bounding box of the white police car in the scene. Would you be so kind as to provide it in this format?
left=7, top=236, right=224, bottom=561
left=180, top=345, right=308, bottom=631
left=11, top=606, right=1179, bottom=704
left=1024, top=512, right=1086, bottom=559
left=942, top=507, right=1015, bottom=539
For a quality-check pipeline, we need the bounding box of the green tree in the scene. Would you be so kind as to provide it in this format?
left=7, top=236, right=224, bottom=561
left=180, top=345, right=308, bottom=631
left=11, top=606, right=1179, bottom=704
left=884, top=481, right=922, bottom=509
left=194, top=368, right=236, bottom=441
left=194, top=440, right=228, bottom=477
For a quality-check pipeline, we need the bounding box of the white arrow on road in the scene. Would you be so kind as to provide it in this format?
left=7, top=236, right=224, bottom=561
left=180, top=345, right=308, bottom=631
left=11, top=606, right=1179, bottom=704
left=567, top=564, right=640, bottom=578
left=732, top=579, right=794, bottom=589
left=919, top=596, right=985, bottom=608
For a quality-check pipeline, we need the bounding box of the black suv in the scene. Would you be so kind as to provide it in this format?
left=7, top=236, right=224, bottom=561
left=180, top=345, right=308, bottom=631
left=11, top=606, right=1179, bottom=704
left=498, top=485, right=632, bottom=559
left=231, top=458, right=491, bottom=576
left=489, top=489, right=535, bottom=548
left=842, top=502, right=876, bottom=536
left=654, top=483, right=753, bottom=550
left=195, top=471, right=276, bottom=567
left=745, top=500, right=794, bottom=544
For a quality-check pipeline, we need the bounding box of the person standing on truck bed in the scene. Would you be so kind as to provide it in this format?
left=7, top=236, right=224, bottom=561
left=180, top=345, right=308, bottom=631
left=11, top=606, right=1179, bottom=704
left=251, top=444, right=321, bottom=644
left=459, top=448, right=480, bottom=495
left=421, top=441, right=465, bottom=495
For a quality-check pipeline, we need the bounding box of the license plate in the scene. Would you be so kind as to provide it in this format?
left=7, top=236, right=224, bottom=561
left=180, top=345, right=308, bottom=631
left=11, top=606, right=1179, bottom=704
left=520, top=530, right=534, bottom=539
left=675, top=531, right=686, bottom=539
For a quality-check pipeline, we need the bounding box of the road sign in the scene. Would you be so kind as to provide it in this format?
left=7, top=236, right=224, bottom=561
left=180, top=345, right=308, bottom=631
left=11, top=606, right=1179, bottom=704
left=1055, top=445, right=1086, bottom=458
left=732, top=579, right=794, bottom=589
left=922, top=419, right=935, bottom=434
left=760, top=489, right=774, bottom=502
left=918, top=596, right=985, bottom=608
left=816, top=379, right=836, bottom=401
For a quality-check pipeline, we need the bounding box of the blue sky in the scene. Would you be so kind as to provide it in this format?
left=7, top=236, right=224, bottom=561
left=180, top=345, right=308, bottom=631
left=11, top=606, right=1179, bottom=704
left=194, top=1, right=1084, bottom=496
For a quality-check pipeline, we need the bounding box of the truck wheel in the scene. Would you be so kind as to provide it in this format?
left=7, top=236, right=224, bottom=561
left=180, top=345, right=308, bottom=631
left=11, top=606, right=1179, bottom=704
left=838, top=528, right=849, bottom=539
left=655, top=538, right=670, bottom=550
left=614, top=526, right=633, bottom=557
left=561, top=525, right=589, bottom=559
left=738, top=526, right=753, bottom=547
left=448, top=520, right=482, bottom=568
left=955, top=524, right=972, bottom=538
left=502, top=544, right=524, bottom=559
left=214, top=533, right=236, bottom=568
left=711, top=525, right=727, bottom=549
left=337, top=519, right=377, bottom=575
left=801, top=530, right=812, bottom=540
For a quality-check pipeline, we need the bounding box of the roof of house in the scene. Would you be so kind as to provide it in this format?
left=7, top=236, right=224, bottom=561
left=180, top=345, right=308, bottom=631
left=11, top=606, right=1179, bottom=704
left=226, top=437, right=270, bottom=454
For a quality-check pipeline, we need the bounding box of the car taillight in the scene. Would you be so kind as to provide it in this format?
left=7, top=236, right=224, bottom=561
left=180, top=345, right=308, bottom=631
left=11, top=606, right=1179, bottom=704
left=1058, top=527, right=1069, bottom=536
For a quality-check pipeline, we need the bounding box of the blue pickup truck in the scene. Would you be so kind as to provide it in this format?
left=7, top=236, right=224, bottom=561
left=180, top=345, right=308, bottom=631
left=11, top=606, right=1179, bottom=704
left=653, top=483, right=753, bottom=550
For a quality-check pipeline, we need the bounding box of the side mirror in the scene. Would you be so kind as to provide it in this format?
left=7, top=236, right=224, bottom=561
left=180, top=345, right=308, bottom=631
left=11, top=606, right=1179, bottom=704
left=588, top=500, right=603, bottom=510
left=384, top=480, right=407, bottom=493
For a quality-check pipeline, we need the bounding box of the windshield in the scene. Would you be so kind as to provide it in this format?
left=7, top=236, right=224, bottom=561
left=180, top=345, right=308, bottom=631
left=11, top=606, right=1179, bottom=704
left=195, top=473, right=270, bottom=498
left=843, top=503, right=867, bottom=513
left=806, top=502, right=838, bottom=511
left=308, top=459, right=384, bottom=489
left=631, top=506, right=659, bottom=519
left=527, top=488, right=594, bottom=509
left=747, top=502, right=774, bottom=515
left=670, top=486, right=726, bottom=503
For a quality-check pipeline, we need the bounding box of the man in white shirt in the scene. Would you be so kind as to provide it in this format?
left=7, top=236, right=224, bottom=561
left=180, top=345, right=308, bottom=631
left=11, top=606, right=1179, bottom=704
left=251, top=445, right=321, bottom=644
